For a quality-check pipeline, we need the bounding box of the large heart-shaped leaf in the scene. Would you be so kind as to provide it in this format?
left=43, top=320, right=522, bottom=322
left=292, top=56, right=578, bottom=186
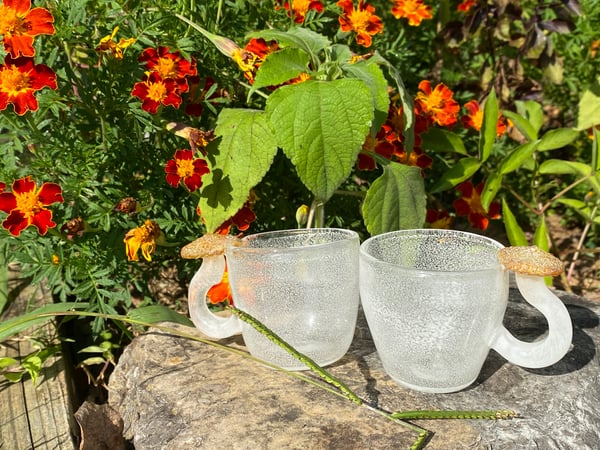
left=266, top=79, right=373, bottom=201
left=199, top=109, right=278, bottom=232
left=362, top=162, right=426, bottom=235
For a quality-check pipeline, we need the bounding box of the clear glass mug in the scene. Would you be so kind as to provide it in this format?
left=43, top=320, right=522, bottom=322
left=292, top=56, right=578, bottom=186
left=359, top=229, right=573, bottom=393
left=187, top=228, right=360, bottom=370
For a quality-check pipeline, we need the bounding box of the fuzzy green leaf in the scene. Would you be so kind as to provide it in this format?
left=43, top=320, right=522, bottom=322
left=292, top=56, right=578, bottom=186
left=430, top=157, right=481, bottom=193
left=266, top=79, right=373, bottom=201
left=576, top=77, right=600, bottom=131
left=249, top=28, right=330, bottom=60
left=200, top=109, right=278, bottom=232
left=479, top=89, right=498, bottom=163
left=253, top=48, right=310, bottom=90
left=362, top=162, right=426, bottom=235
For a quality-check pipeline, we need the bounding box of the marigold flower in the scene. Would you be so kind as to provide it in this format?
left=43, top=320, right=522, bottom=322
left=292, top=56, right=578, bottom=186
left=461, top=99, right=507, bottom=137
left=452, top=181, right=501, bottom=230
left=337, top=0, right=384, bottom=48
left=0, top=175, right=63, bottom=236
left=207, top=267, right=233, bottom=305
left=280, top=0, right=325, bottom=24
left=0, top=55, right=57, bottom=115
left=124, top=219, right=163, bottom=262
left=51, top=254, right=60, bottom=265
left=233, top=38, right=279, bottom=83
left=113, top=197, right=140, bottom=215
left=414, top=80, right=460, bottom=127
left=391, top=0, right=433, bottom=26
left=60, top=217, right=87, bottom=239
left=0, top=182, right=5, bottom=193
left=138, top=47, right=197, bottom=92
left=426, top=209, right=452, bottom=229
left=0, top=0, right=55, bottom=58
left=164, top=149, right=210, bottom=192
left=457, top=0, right=477, bottom=13
left=210, top=192, right=258, bottom=235
left=96, top=26, right=135, bottom=60
left=131, top=71, right=182, bottom=114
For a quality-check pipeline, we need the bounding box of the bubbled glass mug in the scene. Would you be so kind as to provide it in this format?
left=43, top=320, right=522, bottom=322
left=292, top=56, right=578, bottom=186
left=188, top=228, right=360, bottom=370
left=359, top=229, right=573, bottom=393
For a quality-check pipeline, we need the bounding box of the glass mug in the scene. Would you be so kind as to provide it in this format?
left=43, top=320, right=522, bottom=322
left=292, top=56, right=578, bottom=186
left=188, top=228, right=360, bottom=370
left=359, top=229, right=573, bottom=393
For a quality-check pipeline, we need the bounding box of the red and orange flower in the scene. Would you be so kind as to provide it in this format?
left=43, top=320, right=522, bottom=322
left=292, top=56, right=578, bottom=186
left=207, top=268, right=233, bottom=305
left=0, top=55, right=57, bottom=115
left=138, top=46, right=197, bottom=93
left=0, top=176, right=63, bottom=236
left=164, top=149, right=210, bottom=192
left=457, top=0, right=477, bottom=13
left=452, top=181, right=501, bottom=230
left=337, top=0, right=384, bottom=48
left=0, top=0, right=55, bottom=58
left=426, top=209, right=452, bottom=229
left=96, top=26, right=135, bottom=60
left=461, top=99, right=508, bottom=137
left=279, top=0, right=324, bottom=24
left=414, top=80, right=460, bottom=127
left=131, top=71, right=182, bottom=114
left=390, top=0, right=433, bottom=26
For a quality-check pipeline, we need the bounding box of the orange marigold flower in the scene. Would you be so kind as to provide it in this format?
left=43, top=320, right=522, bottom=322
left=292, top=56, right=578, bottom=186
left=393, top=147, right=432, bottom=171
left=281, top=0, right=325, bottom=24
left=131, top=71, right=182, bottom=114
left=391, top=0, right=433, bottom=26
left=164, top=149, right=210, bottom=192
left=138, top=47, right=197, bottom=93
left=414, top=80, right=460, bottom=127
left=213, top=192, right=258, bottom=235
left=233, top=38, right=279, bottom=83
left=426, top=209, right=452, bottom=229
left=461, top=99, right=507, bottom=137
left=207, top=267, right=233, bottom=305
left=0, top=55, right=57, bottom=115
left=124, top=219, right=163, bottom=262
left=457, top=0, right=477, bottom=13
left=0, top=175, right=63, bottom=236
left=452, top=181, right=501, bottom=230
left=337, top=0, right=384, bottom=48
left=96, top=26, right=135, bottom=60
left=0, top=0, right=55, bottom=58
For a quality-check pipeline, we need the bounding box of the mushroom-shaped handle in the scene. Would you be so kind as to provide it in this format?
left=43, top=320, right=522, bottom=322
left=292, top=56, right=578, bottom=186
left=491, top=246, right=573, bottom=368
left=187, top=255, right=243, bottom=339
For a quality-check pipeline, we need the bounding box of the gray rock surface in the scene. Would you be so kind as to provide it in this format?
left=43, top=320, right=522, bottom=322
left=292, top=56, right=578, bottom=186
left=108, top=289, right=600, bottom=449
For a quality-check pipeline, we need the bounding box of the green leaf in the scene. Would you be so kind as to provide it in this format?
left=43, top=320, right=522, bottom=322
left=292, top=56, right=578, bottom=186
left=538, top=159, right=600, bottom=193
left=502, top=110, right=538, bottom=142
left=266, top=79, right=373, bottom=201
left=533, top=215, right=549, bottom=251
left=556, top=198, right=600, bottom=223
left=0, top=302, right=89, bottom=343
left=500, top=140, right=540, bottom=174
left=249, top=28, right=330, bottom=62
left=253, top=48, right=310, bottom=90
left=341, top=58, right=390, bottom=134
left=576, top=76, right=600, bottom=130
left=430, top=157, right=481, bottom=193
left=502, top=199, right=528, bottom=246
left=523, top=101, right=544, bottom=135
left=127, top=305, right=194, bottom=327
left=420, top=128, right=468, bottom=155
left=537, top=128, right=580, bottom=151
left=481, top=172, right=502, bottom=212
left=362, top=163, right=426, bottom=235
left=200, top=109, right=278, bottom=232
left=0, top=357, right=18, bottom=368
left=479, top=89, right=498, bottom=163
left=382, top=59, right=414, bottom=152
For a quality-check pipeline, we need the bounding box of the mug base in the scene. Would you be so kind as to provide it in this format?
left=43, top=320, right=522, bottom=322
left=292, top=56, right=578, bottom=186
left=388, top=375, right=476, bottom=394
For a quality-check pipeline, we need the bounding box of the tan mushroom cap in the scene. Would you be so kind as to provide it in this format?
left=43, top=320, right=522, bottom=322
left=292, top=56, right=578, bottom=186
left=497, top=245, right=565, bottom=277
left=180, top=234, right=241, bottom=259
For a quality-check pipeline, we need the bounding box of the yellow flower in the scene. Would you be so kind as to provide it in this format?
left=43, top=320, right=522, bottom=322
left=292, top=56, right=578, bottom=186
left=124, top=220, right=163, bottom=261
left=96, top=27, right=135, bottom=60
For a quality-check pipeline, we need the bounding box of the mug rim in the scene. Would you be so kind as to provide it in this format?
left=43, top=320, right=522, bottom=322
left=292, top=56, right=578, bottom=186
left=228, top=227, right=359, bottom=255
left=360, top=228, right=505, bottom=274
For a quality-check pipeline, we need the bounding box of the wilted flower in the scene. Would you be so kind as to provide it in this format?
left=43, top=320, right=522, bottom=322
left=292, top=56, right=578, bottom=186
left=124, top=219, right=164, bottom=262
left=60, top=217, right=88, bottom=239
left=113, top=197, right=141, bottom=215
left=96, top=26, right=135, bottom=60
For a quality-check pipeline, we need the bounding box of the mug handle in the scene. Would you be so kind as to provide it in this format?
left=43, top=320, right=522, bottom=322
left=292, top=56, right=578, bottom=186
left=187, top=255, right=243, bottom=339
left=491, top=274, right=573, bottom=368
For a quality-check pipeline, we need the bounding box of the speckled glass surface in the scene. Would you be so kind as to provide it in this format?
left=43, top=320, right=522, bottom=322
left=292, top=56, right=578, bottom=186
left=360, top=229, right=508, bottom=393
left=227, top=228, right=360, bottom=370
